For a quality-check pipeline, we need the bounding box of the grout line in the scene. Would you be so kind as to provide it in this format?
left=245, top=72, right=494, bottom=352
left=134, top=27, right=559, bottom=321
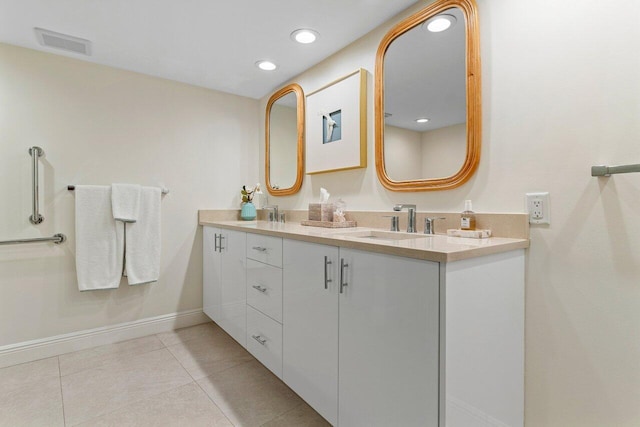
left=259, top=402, right=305, bottom=427
left=57, top=356, right=67, bottom=427
left=59, top=340, right=167, bottom=378
left=193, top=380, right=237, bottom=426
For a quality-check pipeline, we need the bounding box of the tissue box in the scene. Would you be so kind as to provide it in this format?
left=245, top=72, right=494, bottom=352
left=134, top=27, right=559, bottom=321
left=309, top=203, right=334, bottom=222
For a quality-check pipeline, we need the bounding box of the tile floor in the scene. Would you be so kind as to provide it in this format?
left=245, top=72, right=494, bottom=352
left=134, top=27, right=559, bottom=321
left=0, top=322, right=330, bottom=427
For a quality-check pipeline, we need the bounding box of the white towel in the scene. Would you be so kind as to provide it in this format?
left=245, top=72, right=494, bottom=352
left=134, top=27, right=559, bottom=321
left=125, top=186, right=161, bottom=285
left=75, top=185, right=123, bottom=291
left=111, top=183, right=141, bottom=223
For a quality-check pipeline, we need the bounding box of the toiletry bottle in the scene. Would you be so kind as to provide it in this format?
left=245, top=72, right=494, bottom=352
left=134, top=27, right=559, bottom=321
left=461, top=200, right=476, bottom=230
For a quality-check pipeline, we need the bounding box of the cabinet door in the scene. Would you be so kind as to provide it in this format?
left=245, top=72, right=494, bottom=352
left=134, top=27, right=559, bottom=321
left=202, top=226, right=220, bottom=321
left=338, top=248, right=440, bottom=427
left=218, top=229, right=247, bottom=347
left=283, top=239, right=339, bottom=426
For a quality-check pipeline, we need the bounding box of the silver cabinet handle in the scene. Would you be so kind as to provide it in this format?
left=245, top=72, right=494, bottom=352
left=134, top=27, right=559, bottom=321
left=219, top=235, right=225, bottom=251
left=324, top=256, right=332, bottom=290
left=252, top=334, right=267, bottom=345
left=252, top=246, right=267, bottom=252
left=252, top=284, right=267, bottom=293
left=214, top=233, right=220, bottom=252
left=340, top=258, right=349, bottom=294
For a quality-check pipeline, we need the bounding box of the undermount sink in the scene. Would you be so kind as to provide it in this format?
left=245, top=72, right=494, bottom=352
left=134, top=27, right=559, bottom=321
left=335, top=230, right=431, bottom=241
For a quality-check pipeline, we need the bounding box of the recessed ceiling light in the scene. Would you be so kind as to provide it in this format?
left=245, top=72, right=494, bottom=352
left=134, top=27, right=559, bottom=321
left=424, top=14, right=457, bottom=33
left=255, top=60, right=277, bottom=71
left=415, top=118, right=430, bottom=123
left=290, top=29, right=319, bottom=44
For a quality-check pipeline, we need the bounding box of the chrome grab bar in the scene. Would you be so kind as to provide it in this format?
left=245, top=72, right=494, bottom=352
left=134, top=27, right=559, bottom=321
left=67, top=185, right=169, bottom=194
left=0, top=233, right=66, bottom=246
left=29, top=146, right=45, bottom=225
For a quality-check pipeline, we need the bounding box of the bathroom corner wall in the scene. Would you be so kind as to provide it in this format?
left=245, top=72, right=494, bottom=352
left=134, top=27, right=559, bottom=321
left=0, top=43, right=259, bottom=347
left=258, top=0, right=640, bottom=425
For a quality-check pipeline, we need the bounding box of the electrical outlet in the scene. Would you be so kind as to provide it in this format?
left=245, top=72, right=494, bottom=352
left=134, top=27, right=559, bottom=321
left=526, top=192, right=550, bottom=224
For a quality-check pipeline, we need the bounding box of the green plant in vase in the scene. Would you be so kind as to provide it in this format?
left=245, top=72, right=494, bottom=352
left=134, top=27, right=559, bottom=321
left=240, top=185, right=257, bottom=220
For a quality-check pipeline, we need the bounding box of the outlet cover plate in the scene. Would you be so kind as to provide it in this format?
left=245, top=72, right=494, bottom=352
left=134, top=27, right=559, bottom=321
left=526, top=192, right=550, bottom=224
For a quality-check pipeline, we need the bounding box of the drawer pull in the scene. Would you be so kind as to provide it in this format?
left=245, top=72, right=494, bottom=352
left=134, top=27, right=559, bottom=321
left=219, top=235, right=225, bottom=251
left=324, top=256, right=332, bottom=290
left=252, top=284, right=267, bottom=293
left=252, top=334, right=267, bottom=345
left=214, top=233, right=220, bottom=252
left=252, top=246, right=267, bottom=252
left=340, top=258, right=349, bottom=294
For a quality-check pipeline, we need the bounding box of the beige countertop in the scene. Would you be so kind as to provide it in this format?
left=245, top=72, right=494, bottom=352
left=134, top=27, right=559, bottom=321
left=199, top=219, right=529, bottom=263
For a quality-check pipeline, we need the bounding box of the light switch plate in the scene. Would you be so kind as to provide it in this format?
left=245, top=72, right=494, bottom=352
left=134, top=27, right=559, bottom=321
left=526, top=192, right=550, bottom=224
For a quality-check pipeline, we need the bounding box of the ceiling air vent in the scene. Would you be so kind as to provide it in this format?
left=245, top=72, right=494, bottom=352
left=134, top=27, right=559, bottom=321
left=34, top=28, right=92, bottom=56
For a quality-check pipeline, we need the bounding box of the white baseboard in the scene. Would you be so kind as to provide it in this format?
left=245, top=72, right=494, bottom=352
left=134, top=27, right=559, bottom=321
left=0, top=309, right=209, bottom=369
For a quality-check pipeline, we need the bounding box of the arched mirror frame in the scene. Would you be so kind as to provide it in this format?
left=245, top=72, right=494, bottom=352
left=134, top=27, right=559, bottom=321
left=375, top=0, right=481, bottom=192
left=265, top=83, right=305, bottom=196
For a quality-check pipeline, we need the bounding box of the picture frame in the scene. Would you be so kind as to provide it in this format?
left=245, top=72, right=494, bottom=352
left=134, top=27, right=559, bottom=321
left=305, top=68, right=367, bottom=174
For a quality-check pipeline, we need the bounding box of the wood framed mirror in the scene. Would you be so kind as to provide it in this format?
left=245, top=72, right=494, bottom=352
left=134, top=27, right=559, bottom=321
left=265, top=83, right=304, bottom=196
left=375, top=0, right=481, bottom=191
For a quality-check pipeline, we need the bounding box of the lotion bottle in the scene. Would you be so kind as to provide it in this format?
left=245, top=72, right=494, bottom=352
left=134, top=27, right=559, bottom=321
left=461, top=200, right=476, bottom=230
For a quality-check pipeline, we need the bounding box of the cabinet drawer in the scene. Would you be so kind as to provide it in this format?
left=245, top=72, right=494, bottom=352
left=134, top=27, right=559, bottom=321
left=247, top=234, right=282, bottom=267
left=247, top=305, right=283, bottom=378
left=247, top=259, right=283, bottom=323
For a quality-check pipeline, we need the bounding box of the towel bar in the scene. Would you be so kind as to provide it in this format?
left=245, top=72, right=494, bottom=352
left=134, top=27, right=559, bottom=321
left=591, top=164, right=640, bottom=176
left=67, top=185, right=169, bottom=195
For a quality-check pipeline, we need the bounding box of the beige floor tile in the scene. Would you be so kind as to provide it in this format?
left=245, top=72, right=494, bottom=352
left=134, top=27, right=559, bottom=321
left=197, top=360, right=303, bottom=427
left=166, top=327, right=253, bottom=380
left=59, top=335, right=165, bottom=376
left=61, top=348, right=192, bottom=426
left=0, top=357, right=59, bottom=393
left=0, top=377, right=64, bottom=427
left=156, top=322, right=219, bottom=347
left=261, top=403, right=331, bottom=427
left=75, top=382, right=233, bottom=427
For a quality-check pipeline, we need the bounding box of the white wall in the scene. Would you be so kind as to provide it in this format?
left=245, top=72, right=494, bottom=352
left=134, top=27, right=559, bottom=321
left=384, top=125, right=423, bottom=180
left=421, top=123, right=466, bottom=179
left=0, top=43, right=259, bottom=346
left=259, top=0, right=640, bottom=425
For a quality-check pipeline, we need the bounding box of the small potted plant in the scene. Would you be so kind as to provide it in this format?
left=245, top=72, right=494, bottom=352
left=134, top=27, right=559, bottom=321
left=240, top=185, right=257, bottom=221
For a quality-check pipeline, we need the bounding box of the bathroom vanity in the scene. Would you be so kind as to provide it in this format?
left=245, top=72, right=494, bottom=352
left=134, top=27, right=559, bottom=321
left=200, top=219, right=527, bottom=427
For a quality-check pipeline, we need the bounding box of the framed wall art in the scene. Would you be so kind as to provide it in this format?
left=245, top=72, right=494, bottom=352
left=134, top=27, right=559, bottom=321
left=305, top=68, right=367, bottom=174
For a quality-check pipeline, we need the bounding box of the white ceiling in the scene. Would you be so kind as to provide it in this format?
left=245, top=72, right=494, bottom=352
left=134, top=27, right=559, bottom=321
left=384, top=7, right=466, bottom=132
left=0, top=0, right=419, bottom=99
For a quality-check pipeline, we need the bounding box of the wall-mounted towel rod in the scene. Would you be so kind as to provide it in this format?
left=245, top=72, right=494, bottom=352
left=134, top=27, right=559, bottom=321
left=29, top=146, right=45, bottom=225
left=0, top=233, right=66, bottom=246
left=67, top=185, right=169, bottom=194
left=592, top=164, right=640, bottom=177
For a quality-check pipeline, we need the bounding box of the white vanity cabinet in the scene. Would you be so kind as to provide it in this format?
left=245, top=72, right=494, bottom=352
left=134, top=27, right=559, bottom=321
left=283, top=240, right=340, bottom=425
left=282, top=240, right=440, bottom=426
left=203, top=224, right=525, bottom=427
left=202, top=226, right=247, bottom=347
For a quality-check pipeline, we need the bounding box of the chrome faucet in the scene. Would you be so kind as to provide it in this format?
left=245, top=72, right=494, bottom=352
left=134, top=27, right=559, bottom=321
left=424, top=217, right=446, bottom=235
left=263, top=205, right=279, bottom=222
left=393, top=204, right=417, bottom=233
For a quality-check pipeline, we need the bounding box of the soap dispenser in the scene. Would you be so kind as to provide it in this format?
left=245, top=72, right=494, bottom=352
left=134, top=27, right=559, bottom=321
left=460, top=200, right=476, bottom=230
